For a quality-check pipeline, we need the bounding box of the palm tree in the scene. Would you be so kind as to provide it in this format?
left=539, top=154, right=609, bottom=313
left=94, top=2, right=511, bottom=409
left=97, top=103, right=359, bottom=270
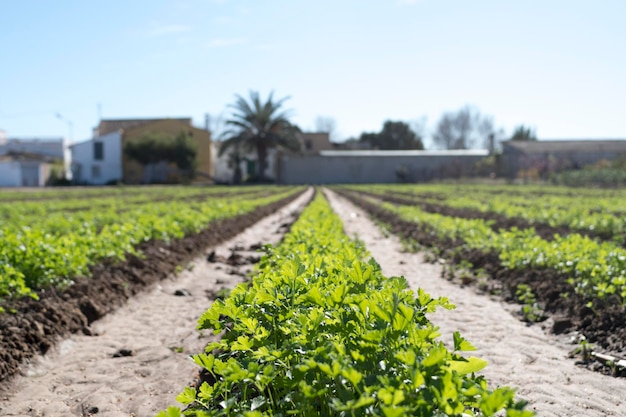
left=218, top=91, right=301, bottom=181
left=226, top=140, right=244, bottom=184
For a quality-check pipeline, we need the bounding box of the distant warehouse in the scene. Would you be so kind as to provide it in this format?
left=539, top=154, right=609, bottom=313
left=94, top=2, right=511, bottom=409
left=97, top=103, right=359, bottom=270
left=277, top=149, right=489, bottom=184
left=501, top=139, right=626, bottom=179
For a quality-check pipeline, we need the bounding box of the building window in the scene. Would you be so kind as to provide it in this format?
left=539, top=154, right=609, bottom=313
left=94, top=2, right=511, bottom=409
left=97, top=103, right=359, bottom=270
left=92, top=165, right=101, bottom=178
left=305, top=140, right=313, bottom=151
left=94, top=142, right=104, bottom=160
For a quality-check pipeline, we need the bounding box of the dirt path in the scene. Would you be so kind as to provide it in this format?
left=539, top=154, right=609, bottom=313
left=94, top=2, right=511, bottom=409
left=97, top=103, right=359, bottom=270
left=0, top=189, right=313, bottom=417
left=324, top=189, right=626, bottom=417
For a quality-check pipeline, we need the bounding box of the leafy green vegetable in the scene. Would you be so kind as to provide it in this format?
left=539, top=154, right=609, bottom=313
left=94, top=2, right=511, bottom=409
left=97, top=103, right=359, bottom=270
left=162, top=192, right=532, bottom=416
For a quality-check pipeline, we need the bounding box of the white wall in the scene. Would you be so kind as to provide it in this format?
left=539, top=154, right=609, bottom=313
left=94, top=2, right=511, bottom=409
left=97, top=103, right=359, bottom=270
left=0, top=161, right=22, bottom=187
left=0, top=137, right=72, bottom=180
left=278, top=152, right=489, bottom=184
left=20, top=162, right=42, bottom=187
left=70, top=131, right=122, bottom=185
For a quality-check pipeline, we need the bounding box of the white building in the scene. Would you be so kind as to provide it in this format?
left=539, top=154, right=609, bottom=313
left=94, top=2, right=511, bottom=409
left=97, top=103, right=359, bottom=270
left=0, top=159, right=22, bottom=187
left=70, top=131, right=123, bottom=185
left=0, top=135, right=71, bottom=181
left=0, top=154, right=55, bottom=187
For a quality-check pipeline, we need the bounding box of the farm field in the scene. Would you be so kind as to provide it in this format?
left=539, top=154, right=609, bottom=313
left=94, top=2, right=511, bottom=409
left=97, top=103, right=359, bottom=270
left=335, top=184, right=626, bottom=364
left=0, top=184, right=625, bottom=416
left=0, top=185, right=306, bottom=382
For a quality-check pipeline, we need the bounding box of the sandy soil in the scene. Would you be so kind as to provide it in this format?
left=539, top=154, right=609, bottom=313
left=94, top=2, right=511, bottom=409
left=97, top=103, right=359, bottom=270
left=2, top=187, right=625, bottom=417
left=0, top=189, right=313, bottom=417
left=324, top=189, right=626, bottom=417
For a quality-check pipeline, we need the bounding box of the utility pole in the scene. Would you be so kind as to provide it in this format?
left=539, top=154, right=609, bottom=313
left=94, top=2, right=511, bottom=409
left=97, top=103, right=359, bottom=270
left=55, top=113, right=73, bottom=141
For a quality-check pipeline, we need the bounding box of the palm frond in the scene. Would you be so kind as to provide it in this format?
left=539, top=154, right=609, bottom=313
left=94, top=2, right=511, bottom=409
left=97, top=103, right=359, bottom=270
left=218, top=132, right=247, bottom=157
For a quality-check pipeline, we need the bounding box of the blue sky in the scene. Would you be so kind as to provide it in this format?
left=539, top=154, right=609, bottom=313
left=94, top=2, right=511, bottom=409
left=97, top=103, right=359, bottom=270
left=1, top=0, right=624, bottom=146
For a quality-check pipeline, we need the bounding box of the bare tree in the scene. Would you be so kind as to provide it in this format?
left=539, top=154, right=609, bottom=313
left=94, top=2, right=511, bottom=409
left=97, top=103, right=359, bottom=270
left=410, top=116, right=427, bottom=144
left=314, top=116, right=338, bottom=142
left=432, top=106, right=497, bottom=150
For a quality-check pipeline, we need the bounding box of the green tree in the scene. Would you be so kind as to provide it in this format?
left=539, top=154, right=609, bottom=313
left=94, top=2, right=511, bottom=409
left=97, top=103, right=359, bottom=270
left=124, top=132, right=170, bottom=165
left=172, top=131, right=198, bottom=174
left=219, top=91, right=301, bottom=181
left=510, top=125, right=538, bottom=141
left=124, top=130, right=197, bottom=182
left=360, top=120, right=424, bottom=150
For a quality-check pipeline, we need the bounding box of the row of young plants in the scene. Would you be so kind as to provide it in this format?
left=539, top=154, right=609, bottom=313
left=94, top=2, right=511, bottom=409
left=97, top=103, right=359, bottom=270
left=0, top=185, right=173, bottom=201
left=341, top=191, right=626, bottom=306
left=158, top=192, right=532, bottom=417
left=0, top=186, right=262, bottom=221
left=1, top=186, right=288, bottom=236
left=367, top=183, right=626, bottom=216
left=435, top=183, right=626, bottom=201
left=0, top=187, right=302, bottom=309
left=348, top=184, right=626, bottom=243
left=0, top=183, right=251, bottom=202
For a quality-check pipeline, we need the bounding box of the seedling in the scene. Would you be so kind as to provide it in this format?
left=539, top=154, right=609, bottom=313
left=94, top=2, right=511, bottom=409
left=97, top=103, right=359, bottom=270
left=571, top=338, right=594, bottom=362
left=516, top=284, right=544, bottom=322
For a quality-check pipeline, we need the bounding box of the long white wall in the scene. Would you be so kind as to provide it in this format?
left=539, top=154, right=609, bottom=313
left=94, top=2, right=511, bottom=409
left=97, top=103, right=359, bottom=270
left=70, top=131, right=122, bottom=185
left=277, top=152, right=488, bottom=184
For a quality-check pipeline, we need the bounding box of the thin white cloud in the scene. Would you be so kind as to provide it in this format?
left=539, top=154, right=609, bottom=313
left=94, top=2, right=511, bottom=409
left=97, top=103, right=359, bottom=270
left=148, top=25, right=192, bottom=37
left=256, top=43, right=278, bottom=51
left=215, top=15, right=237, bottom=24
left=208, top=37, right=246, bottom=48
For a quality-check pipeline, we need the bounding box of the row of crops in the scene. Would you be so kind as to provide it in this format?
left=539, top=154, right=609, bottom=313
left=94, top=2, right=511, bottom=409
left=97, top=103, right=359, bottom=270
left=159, top=192, right=532, bottom=417
left=354, top=184, right=626, bottom=243
left=0, top=186, right=304, bottom=311
left=337, top=184, right=626, bottom=305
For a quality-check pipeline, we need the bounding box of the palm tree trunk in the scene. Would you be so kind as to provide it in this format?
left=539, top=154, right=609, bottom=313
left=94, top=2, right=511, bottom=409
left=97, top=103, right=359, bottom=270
left=256, top=143, right=268, bottom=180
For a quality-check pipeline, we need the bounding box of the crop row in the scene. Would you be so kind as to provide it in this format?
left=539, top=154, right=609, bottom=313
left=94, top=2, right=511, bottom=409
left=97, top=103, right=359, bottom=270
left=338, top=190, right=626, bottom=307
left=0, top=187, right=303, bottom=309
left=0, top=184, right=223, bottom=202
left=345, top=184, right=626, bottom=244
left=159, top=192, right=532, bottom=417
left=0, top=186, right=263, bottom=221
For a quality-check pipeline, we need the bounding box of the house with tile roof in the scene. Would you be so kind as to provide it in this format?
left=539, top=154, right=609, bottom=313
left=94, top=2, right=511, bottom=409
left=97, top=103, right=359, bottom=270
left=71, top=118, right=212, bottom=184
